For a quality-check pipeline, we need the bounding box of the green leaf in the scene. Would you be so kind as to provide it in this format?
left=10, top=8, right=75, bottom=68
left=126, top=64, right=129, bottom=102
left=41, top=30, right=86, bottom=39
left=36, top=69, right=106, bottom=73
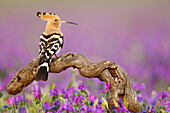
left=59, top=96, right=65, bottom=103
left=30, top=107, right=35, bottom=113
left=25, top=106, right=30, bottom=113
left=101, top=97, right=109, bottom=110
left=136, top=90, right=141, bottom=94
left=0, top=107, right=4, bottom=112
left=59, top=94, right=65, bottom=98
left=67, top=81, right=73, bottom=89
left=74, top=104, right=78, bottom=108
left=0, top=92, right=2, bottom=98
left=47, top=107, right=58, bottom=112
left=143, top=103, right=146, bottom=109
left=52, top=96, right=56, bottom=102
left=18, top=102, right=24, bottom=108
left=106, top=91, right=109, bottom=95
left=94, top=99, right=98, bottom=107
left=51, top=82, right=56, bottom=91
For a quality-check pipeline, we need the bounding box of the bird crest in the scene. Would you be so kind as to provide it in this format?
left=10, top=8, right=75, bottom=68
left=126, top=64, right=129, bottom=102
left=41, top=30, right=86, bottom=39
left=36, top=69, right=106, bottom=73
left=37, top=12, right=77, bottom=35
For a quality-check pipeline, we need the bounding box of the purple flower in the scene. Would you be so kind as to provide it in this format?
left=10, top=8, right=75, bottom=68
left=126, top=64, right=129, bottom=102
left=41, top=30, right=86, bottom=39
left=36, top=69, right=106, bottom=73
left=139, top=83, right=145, bottom=90
left=23, top=94, right=25, bottom=102
left=7, top=97, right=16, bottom=106
left=89, top=95, right=97, bottom=102
left=50, top=88, right=59, bottom=97
left=147, top=106, right=150, bottom=110
left=65, top=93, right=69, bottom=99
left=166, top=104, right=170, bottom=112
left=72, top=95, right=76, bottom=102
left=16, top=95, right=23, bottom=102
left=119, top=97, right=123, bottom=104
left=0, top=84, right=3, bottom=92
left=98, top=98, right=103, bottom=105
left=121, top=104, right=129, bottom=112
left=161, top=97, right=170, bottom=106
left=162, top=91, right=169, bottom=99
left=80, top=111, right=86, bottom=113
left=15, top=101, right=19, bottom=107
left=44, top=101, right=51, bottom=111
left=78, top=95, right=84, bottom=102
left=78, top=83, right=85, bottom=91
left=19, top=107, right=26, bottom=113
left=54, top=99, right=60, bottom=106
left=75, top=95, right=83, bottom=105
left=81, top=102, right=84, bottom=106
left=133, top=82, right=145, bottom=90
left=61, top=89, right=66, bottom=95
left=65, top=99, right=74, bottom=112
left=99, top=88, right=106, bottom=93
left=143, top=109, right=147, bottom=113
left=96, top=105, right=105, bottom=112
left=61, top=89, right=70, bottom=99
left=87, top=106, right=93, bottom=112
left=94, top=109, right=103, bottom=113
left=75, top=98, right=79, bottom=105
left=58, top=103, right=66, bottom=112
left=113, top=109, right=118, bottom=113
left=33, top=85, right=41, bottom=100
left=112, top=105, right=116, bottom=109
left=48, top=106, right=58, bottom=112
left=67, top=87, right=75, bottom=97
left=89, top=95, right=97, bottom=106
left=161, top=99, right=164, bottom=106
left=3, top=105, right=9, bottom=109
left=106, top=83, right=111, bottom=91
left=137, top=96, right=143, bottom=102
left=151, top=106, right=155, bottom=112
left=81, top=105, right=87, bottom=111
left=164, top=99, right=170, bottom=105
left=64, top=87, right=76, bottom=99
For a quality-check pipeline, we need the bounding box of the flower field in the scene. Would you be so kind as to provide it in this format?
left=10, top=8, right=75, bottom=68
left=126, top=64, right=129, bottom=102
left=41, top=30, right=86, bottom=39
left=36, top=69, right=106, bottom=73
left=0, top=70, right=169, bottom=112
left=0, top=0, right=170, bottom=113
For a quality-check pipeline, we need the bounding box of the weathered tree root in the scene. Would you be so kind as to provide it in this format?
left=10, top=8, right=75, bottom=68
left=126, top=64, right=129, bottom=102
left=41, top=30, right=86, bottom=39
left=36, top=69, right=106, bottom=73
left=7, top=52, right=143, bottom=112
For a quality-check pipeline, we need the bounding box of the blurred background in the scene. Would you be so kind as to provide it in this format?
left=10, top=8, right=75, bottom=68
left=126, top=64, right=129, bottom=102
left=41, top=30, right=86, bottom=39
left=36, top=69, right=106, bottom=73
left=0, top=0, right=170, bottom=103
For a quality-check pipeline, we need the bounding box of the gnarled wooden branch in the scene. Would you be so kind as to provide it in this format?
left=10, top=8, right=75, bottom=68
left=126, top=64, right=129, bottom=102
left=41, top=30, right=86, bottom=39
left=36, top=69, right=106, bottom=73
left=7, top=52, right=143, bottom=112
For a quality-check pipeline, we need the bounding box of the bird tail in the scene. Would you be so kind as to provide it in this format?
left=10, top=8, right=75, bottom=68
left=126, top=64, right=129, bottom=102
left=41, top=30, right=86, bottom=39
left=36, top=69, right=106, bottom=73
left=36, top=62, right=49, bottom=81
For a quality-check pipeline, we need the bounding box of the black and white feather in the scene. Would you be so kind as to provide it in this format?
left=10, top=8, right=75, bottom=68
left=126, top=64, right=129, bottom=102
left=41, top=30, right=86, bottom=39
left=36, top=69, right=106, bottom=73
left=36, top=33, right=64, bottom=81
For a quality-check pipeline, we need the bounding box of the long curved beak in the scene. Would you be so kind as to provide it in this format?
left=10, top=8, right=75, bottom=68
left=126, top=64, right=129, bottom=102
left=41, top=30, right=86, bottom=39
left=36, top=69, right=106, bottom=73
left=60, top=21, right=78, bottom=25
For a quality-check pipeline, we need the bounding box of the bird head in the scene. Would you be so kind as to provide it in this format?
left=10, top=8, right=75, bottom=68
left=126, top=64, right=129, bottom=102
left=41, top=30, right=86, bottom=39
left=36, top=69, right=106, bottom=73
left=37, top=12, right=77, bottom=35
left=37, top=12, right=77, bottom=27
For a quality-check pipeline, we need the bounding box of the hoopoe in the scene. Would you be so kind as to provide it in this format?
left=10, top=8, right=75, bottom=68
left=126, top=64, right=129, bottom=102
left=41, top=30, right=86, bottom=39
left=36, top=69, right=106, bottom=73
left=36, top=12, right=77, bottom=81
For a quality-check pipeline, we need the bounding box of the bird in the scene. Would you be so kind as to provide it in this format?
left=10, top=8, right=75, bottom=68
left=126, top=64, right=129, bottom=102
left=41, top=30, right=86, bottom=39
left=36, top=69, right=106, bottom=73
left=36, top=12, right=77, bottom=81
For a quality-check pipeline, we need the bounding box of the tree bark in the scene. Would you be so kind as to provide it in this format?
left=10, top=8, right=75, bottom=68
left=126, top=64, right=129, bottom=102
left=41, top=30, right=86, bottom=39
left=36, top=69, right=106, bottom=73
left=7, top=52, right=143, bottom=112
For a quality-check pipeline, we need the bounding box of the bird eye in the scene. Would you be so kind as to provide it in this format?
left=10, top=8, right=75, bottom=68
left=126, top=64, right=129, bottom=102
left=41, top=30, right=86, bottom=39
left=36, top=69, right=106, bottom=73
left=54, top=19, right=57, bottom=22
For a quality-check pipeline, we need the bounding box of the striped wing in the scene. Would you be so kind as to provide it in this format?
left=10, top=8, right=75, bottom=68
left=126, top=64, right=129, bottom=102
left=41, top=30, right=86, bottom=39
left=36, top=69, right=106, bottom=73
left=39, top=33, right=64, bottom=64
